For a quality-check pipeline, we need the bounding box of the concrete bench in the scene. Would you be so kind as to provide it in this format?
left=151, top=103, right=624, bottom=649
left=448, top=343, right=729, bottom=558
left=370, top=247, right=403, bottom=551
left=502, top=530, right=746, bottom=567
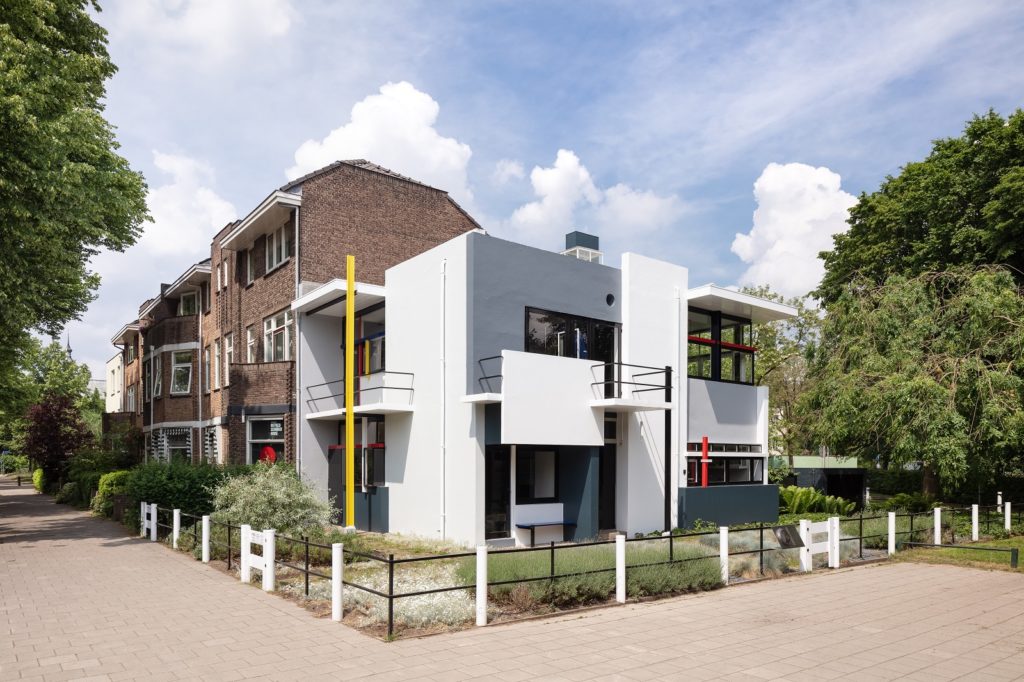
left=516, top=521, right=576, bottom=547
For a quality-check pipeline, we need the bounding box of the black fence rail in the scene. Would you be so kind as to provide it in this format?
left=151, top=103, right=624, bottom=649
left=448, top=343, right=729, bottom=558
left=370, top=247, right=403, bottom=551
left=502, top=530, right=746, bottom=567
left=903, top=542, right=1019, bottom=569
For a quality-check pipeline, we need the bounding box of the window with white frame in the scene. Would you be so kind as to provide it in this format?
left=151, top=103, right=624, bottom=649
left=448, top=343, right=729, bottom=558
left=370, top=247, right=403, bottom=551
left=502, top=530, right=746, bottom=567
left=213, top=338, right=221, bottom=389
left=143, top=357, right=151, bottom=400
left=265, top=225, right=292, bottom=272
left=222, top=257, right=229, bottom=289
left=178, top=292, right=197, bottom=316
left=263, top=311, right=293, bottom=361
left=248, top=417, right=285, bottom=464
left=152, top=353, right=162, bottom=398
left=126, top=385, right=136, bottom=412
left=246, top=326, right=256, bottom=363
left=203, top=347, right=210, bottom=393
left=166, top=429, right=191, bottom=462
left=171, top=351, right=192, bottom=394
left=245, top=249, right=254, bottom=285
left=223, top=333, right=233, bottom=385
left=126, top=342, right=136, bottom=364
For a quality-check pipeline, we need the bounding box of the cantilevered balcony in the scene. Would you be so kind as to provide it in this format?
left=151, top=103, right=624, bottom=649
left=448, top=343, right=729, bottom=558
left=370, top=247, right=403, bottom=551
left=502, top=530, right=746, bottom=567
left=304, top=371, right=415, bottom=420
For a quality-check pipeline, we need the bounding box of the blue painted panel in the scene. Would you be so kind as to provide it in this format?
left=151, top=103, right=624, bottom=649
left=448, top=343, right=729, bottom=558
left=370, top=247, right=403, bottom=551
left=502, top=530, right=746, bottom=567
left=558, top=447, right=599, bottom=541
left=677, top=484, right=779, bottom=529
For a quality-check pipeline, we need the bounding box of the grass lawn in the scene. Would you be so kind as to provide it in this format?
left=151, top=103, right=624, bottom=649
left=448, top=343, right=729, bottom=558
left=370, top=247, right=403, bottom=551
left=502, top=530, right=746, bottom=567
left=896, top=536, right=1023, bottom=572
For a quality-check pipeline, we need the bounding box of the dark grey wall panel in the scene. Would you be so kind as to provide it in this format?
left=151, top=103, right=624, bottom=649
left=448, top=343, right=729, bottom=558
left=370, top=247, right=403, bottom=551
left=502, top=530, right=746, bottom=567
left=677, top=484, right=779, bottom=528
left=558, top=446, right=600, bottom=541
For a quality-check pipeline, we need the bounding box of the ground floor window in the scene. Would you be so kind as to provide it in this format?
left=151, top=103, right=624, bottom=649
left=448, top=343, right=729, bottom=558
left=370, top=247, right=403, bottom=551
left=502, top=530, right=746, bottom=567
left=336, top=416, right=386, bottom=489
left=165, top=428, right=191, bottom=463
left=203, top=426, right=220, bottom=463
left=248, top=417, right=285, bottom=464
left=687, top=456, right=764, bottom=486
left=516, top=447, right=558, bottom=503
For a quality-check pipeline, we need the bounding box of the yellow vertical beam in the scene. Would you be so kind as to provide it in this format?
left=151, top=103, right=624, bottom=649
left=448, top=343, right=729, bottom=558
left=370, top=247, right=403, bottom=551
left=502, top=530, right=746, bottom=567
left=345, top=255, right=356, bottom=528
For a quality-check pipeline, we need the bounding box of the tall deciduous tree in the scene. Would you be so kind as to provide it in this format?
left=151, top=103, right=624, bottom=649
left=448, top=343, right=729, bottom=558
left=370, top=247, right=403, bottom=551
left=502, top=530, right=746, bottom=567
left=817, top=109, right=1024, bottom=305
left=802, top=268, right=1024, bottom=495
left=0, top=1, right=148, bottom=390
left=743, top=286, right=820, bottom=464
left=23, top=392, right=94, bottom=485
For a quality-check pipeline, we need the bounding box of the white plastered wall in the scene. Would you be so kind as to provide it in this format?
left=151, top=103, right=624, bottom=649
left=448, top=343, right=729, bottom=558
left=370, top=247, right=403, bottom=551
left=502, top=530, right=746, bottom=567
left=620, top=253, right=687, bottom=534
left=385, top=234, right=481, bottom=545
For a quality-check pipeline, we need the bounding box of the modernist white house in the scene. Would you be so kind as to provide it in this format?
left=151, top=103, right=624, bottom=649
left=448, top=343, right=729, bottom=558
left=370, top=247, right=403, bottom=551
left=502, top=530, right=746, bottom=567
left=292, top=230, right=796, bottom=547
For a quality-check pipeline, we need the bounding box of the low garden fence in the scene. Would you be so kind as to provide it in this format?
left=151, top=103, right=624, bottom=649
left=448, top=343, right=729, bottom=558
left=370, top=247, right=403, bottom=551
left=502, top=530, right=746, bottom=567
left=133, top=497, right=1020, bottom=639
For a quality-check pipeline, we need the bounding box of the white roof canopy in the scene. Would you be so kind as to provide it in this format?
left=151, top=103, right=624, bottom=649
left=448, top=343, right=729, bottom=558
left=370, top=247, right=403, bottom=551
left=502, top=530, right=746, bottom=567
left=291, top=279, right=386, bottom=317
left=687, top=284, right=798, bottom=323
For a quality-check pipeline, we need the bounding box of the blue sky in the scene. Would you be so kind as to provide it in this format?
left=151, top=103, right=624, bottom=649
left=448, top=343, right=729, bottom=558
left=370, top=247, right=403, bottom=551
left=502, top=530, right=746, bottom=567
left=70, top=0, right=1024, bottom=376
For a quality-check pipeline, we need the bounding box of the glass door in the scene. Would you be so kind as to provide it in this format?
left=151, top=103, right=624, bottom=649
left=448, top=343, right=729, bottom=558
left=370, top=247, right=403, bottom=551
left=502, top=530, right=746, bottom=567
left=485, top=445, right=511, bottom=539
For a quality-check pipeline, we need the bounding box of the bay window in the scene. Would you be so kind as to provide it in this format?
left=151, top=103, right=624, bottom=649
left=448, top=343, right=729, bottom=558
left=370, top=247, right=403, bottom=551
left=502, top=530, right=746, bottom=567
left=171, top=351, right=193, bottom=394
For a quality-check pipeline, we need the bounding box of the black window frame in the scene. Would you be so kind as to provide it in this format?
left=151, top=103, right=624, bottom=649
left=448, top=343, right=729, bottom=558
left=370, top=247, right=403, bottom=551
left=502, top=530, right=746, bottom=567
left=516, top=446, right=559, bottom=504
left=686, top=456, right=765, bottom=486
left=687, top=306, right=755, bottom=385
left=524, top=306, right=619, bottom=362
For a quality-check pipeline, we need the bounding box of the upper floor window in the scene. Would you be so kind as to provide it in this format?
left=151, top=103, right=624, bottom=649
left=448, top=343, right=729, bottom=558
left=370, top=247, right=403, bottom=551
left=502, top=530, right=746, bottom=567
left=263, top=311, right=293, bottom=361
left=200, top=281, right=210, bottom=312
left=246, top=326, right=257, bottom=363
left=125, top=342, right=136, bottom=364
left=126, top=385, right=136, bottom=413
left=171, top=351, right=193, bottom=394
left=152, top=353, right=162, bottom=398
left=178, top=292, right=197, bottom=316
left=223, top=333, right=233, bottom=385
left=266, top=225, right=293, bottom=272
left=213, top=338, right=221, bottom=390
left=525, top=307, right=618, bottom=362
left=245, top=249, right=255, bottom=285
left=687, top=307, right=754, bottom=384
left=203, top=347, right=211, bottom=393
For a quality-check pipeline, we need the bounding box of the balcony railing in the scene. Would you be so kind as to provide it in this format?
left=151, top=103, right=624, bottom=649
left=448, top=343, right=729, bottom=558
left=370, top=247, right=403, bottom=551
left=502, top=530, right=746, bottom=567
left=589, top=362, right=672, bottom=403
left=304, top=371, right=414, bottom=414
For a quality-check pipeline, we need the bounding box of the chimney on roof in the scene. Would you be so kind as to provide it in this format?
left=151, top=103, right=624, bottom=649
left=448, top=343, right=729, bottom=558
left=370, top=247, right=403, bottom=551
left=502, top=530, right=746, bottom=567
left=561, top=231, right=602, bottom=264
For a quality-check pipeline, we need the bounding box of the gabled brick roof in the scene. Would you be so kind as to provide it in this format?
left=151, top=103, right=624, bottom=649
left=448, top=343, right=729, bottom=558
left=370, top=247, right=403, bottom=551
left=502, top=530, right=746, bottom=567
left=280, top=159, right=440, bottom=193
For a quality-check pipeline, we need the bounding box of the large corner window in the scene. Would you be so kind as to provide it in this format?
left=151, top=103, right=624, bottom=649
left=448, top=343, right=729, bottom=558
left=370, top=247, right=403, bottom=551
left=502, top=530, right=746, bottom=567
left=249, top=417, right=285, bottom=464
left=686, top=456, right=764, bottom=486
left=171, top=351, right=193, bottom=394
left=263, top=310, right=293, bottom=361
left=516, top=447, right=558, bottom=503
left=525, top=308, right=618, bottom=362
left=687, top=307, right=755, bottom=384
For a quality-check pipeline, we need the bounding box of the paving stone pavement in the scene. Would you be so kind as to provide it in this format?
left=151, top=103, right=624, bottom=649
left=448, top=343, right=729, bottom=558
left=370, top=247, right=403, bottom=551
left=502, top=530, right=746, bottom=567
left=3, top=476, right=1024, bottom=681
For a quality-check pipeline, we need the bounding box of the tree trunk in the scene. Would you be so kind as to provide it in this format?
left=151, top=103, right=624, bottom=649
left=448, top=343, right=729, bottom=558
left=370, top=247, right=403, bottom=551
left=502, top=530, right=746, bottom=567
left=922, top=463, right=939, bottom=497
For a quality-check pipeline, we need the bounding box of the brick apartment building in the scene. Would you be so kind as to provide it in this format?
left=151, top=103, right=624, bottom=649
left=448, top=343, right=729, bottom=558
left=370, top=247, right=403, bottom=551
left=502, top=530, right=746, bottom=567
left=106, top=160, right=479, bottom=464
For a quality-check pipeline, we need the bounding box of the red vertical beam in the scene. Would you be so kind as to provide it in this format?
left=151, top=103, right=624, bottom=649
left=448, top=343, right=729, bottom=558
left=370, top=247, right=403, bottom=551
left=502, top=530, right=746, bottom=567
left=701, top=435, right=709, bottom=488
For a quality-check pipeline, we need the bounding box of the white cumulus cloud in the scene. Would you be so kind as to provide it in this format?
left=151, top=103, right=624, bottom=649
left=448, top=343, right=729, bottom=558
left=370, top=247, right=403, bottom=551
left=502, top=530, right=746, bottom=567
left=492, top=159, right=525, bottom=185
left=108, top=0, right=296, bottom=62
left=287, top=82, right=474, bottom=206
left=731, top=162, right=856, bottom=298
left=506, top=149, right=683, bottom=255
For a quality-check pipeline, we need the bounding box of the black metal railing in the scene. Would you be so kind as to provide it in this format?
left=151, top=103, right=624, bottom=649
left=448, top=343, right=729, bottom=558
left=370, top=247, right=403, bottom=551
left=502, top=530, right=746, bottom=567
left=590, top=361, right=672, bottom=401
left=476, top=355, right=503, bottom=393
left=304, top=371, right=415, bottom=413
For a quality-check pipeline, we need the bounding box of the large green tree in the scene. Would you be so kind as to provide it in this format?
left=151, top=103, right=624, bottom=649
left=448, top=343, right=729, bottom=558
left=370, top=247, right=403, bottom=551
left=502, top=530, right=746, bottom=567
left=0, top=1, right=148, bottom=391
left=817, top=109, right=1024, bottom=305
left=742, top=286, right=820, bottom=464
left=802, top=267, right=1024, bottom=496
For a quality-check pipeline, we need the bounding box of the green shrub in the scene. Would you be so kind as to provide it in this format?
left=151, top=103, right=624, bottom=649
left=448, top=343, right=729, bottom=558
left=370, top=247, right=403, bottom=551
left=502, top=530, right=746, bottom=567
left=32, top=468, right=44, bottom=492
left=779, top=485, right=856, bottom=515
left=54, top=481, right=79, bottom=504
left=210, top=463, right=336, bottom=537
left=65, top=449, right=122, bottom=506
left=91, top=469, right=131, bottom=517
left=866, top=468, right=924, bottom=496
left=124, top=462, right=251, bottom=527
left=0, top=453, right=29, bottom=472
left=877, top=492, right=935, bottom=512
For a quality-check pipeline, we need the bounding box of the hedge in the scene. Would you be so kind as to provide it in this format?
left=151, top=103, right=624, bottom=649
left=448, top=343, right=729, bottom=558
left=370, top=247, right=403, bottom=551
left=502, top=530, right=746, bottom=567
left=865, top=469, right=923, bottom=496
left=123, top=462, right=252, bottom=526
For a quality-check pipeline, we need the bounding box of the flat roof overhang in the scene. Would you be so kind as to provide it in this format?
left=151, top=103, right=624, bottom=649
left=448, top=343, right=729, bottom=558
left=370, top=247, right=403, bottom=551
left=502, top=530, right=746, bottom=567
left=110, top=322, right=140, bottom=346
left=220, top=190, right=301, bottom=250
left=305, top=404, right=414, bottom=420
left=687, top=284, right=798, bottom=323
left=291, top=280, right=385, bottom=317
left=138, top=263, right=211, bottom=318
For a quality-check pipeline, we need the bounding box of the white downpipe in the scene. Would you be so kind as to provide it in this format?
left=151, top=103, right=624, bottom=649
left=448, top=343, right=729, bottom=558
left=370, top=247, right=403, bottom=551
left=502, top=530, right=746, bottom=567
left=294, top=206, right=302, bottom=478
left=197, top=302, right=202, bottom=461
left=439, top=259, right=447, bottom=540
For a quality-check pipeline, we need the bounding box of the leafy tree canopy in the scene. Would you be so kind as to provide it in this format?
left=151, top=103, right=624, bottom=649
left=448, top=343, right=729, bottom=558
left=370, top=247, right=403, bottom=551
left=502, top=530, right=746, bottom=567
left=742, top=285, right=821, bottom=462
left=817, top=109, right=1024, bottom=305
left=0, top=0, right=148, bottom=392
left=23, top=391, right=94, bottom=484
left=802, top=267, right=1024, bottom=494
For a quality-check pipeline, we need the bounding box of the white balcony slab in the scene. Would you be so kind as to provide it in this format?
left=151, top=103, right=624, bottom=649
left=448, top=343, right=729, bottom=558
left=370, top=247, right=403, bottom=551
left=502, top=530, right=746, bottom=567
left=589, top=397, right=671, bottom=412
left=305, top=404, right=414, bottom=420
left=461, top=392, right=502, bottom=404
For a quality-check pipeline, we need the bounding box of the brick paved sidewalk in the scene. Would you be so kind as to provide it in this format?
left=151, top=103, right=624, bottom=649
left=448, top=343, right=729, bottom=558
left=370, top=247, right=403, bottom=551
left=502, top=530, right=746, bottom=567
left=2, top=475, right=1024, bottom=681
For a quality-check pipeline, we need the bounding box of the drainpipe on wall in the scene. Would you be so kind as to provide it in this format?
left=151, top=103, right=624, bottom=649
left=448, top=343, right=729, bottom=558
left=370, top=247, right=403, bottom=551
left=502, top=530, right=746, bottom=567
left=294, top=206, right=302, bottom=477
left=440, top=258, right=447, bottom=540
left=197, top=296, right=203, bottom=463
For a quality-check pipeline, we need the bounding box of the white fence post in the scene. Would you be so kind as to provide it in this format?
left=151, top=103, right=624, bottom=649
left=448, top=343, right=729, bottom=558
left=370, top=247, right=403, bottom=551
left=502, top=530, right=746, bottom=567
left=240, top=524, right=252, bottom=583
left=972, top=505, right=979, bottom=541
left=719, top=527, right=729, bottom=585
left=933, top=507, right=942, bottom=545
left=888, top=512, right=896, bottom=555
left=476, top=546, right=488, bottom=626
left=140, top=501, right=146, bottom=536
left=615, top=534, right=626, bottom=603
left=998, top=491, right=1003, bottom=507
left=1006, top=502, right=1012, bottom=531
left=865, top=487, right=871, bottom=507
left=172, top=509, right=181, bottom=549
left=332, top=543, right=343, bottom=622
left=149, top=503, right=157, bottom=542
left=827, top=517, right=840, bottom=568
left=201, top=515, right=210, bottom=563
left=799, top=520, right=812, bottom=572
left=262, top=529, right=275, bottom=592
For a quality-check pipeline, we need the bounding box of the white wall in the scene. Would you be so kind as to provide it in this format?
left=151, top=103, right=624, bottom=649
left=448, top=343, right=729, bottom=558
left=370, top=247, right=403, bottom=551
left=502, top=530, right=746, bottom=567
left=297, top=313, right=345, bottom=499
left=385, top=234, right=481, bottom=546
left=686, top=379, right=763, bottom=445
left=620, top=253, right=688, bottom=534
left=500, top=351, right=603, bottom=447
left=104, top=355, right=123, bottom=413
